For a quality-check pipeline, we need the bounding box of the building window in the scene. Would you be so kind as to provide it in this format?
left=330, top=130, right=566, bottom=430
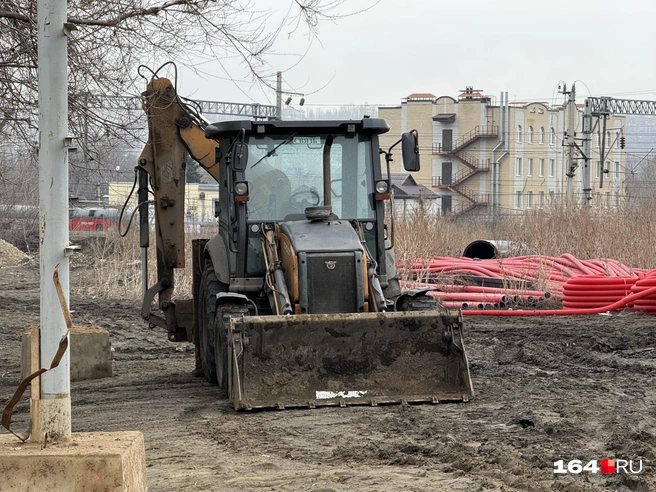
left=516, top=157, right=523, bottom=176
left=527, top=191, right=533, bottom=208
left=549, top=127, right=555, bottom=145
left=515, top=191, right=523, bottom=209
left=538, top=191, right=544, bottom=208
left=517, top=125, right=523, bottom=143
left=539, top=127, right=545, bottom=144
left=596, top=132, right=600, bottom=147
left=527, top=158, right=533, bottom=177
left=528, top=126, right=534, bottom=143
left=614, top=161, right=620, bottom=178
left=595, top=161, right=600, bottom=179
left=548, top=159, right=555, bottom=177
left=539, top=159, right=544, bottom=177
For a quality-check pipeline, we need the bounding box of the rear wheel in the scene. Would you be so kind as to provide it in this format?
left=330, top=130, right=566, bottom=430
left=214, top=303, right=250, bottom=398
left=198, top=263, right=225, bottom=384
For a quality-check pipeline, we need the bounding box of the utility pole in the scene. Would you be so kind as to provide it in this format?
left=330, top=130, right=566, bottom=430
left=274, top=71, right=305, bottom=121
left=35, top=0, right=72, bottom=440
left=563, top=84, right=578, bottom=203
left=581, top=99, right=594, bottom=205
left=276, top=71, right=282, bottom=120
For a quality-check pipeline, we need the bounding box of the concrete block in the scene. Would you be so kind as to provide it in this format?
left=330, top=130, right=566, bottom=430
left=22, top=324, right=112, bottom=382
left=0, top=431, right=147, bottom=491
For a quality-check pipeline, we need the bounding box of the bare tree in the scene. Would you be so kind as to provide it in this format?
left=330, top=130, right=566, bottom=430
left=0, top=0, right=376, bottom=189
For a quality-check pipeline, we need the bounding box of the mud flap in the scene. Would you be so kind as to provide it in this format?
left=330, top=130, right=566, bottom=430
left=228, top=311, right=473, bottom=410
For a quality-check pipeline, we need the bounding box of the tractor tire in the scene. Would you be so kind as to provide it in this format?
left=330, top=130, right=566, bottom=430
left=397, top=293, right=442, bottom=312
left=198, top=263, right=225, bottom=384
left=214, top=303, right=250, bottom=398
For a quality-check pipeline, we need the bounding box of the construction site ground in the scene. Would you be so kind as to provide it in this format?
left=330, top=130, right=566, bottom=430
left=1, top=261, right=655, bottom=492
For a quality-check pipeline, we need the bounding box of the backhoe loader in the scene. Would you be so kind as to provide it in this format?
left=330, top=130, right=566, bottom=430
left=137, top=74, right=473, bottom=410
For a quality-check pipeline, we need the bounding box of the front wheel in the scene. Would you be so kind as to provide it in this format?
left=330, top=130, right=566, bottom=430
left=214, top=303, right=250, bottom=398
left=198, top=263, right=226, bottom=384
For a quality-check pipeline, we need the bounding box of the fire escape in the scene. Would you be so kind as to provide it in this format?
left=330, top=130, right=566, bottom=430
left=433, top=125, right=498, bottom=215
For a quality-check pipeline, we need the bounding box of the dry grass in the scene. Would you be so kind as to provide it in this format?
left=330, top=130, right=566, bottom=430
left=71, top=203, right=656, bottom=299
left=72, top=228, right=199, bottom=300
left=495, top=202, right=656, bottom=270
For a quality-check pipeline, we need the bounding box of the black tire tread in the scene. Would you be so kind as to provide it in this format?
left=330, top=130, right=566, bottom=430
left=397, top=293, right=442, bottom=312
left=214, top=303, right=250, bottom=398
left=198, top=263, right=224, bottom=384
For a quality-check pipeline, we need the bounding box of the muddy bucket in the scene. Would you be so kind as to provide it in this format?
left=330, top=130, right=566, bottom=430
left=227, top=310, right=473, bottom=410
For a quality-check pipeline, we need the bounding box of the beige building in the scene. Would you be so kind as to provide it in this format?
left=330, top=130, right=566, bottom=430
left=380, top=89, right=626, bottom=215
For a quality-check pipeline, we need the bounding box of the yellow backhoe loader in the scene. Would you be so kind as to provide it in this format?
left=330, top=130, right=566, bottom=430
left=137, top=73, right=473, bottom=410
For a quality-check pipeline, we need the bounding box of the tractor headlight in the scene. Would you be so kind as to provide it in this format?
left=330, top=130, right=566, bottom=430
left=375, top=180, right=391, bottom=200
left=234, top=181, right=249, bottom=202
left=375, top=180, right=389, bottom=194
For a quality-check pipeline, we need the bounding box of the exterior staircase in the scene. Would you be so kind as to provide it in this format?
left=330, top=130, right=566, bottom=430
left=433, top=158, right=490, bottom=187
left=433, top=125, right=499, bottom=154
left=432, top=125, right=498, bottom=215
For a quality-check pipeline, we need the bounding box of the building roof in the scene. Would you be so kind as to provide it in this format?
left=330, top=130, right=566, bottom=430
left=405, top=93, right=437, bottom=101
left=458, top=87, right=490, bottom=101
left=389, top=173, right=439, bottom=199
left=459, top=91, right=486, bottom=99
left=433, top=113, right=456, bottom=122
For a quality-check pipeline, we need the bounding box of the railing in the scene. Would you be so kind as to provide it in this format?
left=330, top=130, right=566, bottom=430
left=454, top=195, right=490, bottom=215
left=433, top=125, right=499, bottom=153
left=432, top=161, right=490, bottom=188
left=447, top=187, right=488, bottom=204
left=452, top=154, right=491, bottom=170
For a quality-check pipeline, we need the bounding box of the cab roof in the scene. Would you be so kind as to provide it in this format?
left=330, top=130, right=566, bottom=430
left=205, top=118, right=390, bottom=140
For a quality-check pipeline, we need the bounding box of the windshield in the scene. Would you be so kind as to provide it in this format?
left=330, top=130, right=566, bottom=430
left=244, top=133, right=375, bottom=221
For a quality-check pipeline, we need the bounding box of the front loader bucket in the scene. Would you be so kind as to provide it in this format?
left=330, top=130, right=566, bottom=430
left=227, top=310, right=473, bottom=410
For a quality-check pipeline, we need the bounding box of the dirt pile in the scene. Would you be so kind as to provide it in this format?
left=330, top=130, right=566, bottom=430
left=0, top=238, right=29, bottom=267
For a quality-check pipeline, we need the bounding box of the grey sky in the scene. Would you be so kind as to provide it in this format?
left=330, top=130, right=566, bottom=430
left=181, top=0, right=656, bottom=108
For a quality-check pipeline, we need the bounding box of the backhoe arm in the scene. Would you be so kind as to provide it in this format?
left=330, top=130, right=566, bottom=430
left=137, top=77, right=220, bottom=341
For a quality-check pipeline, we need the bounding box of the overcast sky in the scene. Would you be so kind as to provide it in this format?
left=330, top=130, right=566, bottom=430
left=179, top=0, right=656, bottom=109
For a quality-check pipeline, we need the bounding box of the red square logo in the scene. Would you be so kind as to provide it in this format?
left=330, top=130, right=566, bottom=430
left=601, top=459, right=615, bottom=474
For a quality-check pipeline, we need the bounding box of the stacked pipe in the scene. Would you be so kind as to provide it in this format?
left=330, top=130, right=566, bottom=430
left=631, top=272, right=656, bottom=313
left=562, top=275, right=639, bottom=309
left=410, top=254, right=640, bottom=298
left=402, top=254, right=656, bottom=316
left=400, top=280, right=550, bottom=310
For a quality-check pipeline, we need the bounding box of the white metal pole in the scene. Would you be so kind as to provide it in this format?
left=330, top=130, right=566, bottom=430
left=34, top=0, right=71, bottom=441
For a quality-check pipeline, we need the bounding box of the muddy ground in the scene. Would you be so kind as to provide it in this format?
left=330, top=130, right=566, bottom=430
left=0, top=261, right=655, bottom=491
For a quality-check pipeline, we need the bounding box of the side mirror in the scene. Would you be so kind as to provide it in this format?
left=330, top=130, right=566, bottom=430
left=401, top=131, right=420, bottom=172
left=231, top=142, right=248, bottom=172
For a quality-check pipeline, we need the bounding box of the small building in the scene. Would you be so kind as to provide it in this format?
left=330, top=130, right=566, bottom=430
left=389, top=173, right=440, bottom=217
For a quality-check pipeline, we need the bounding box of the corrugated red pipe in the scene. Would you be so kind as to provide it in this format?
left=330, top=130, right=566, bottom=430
left=562, top=275, right=638, bottom=309
left=462, top=285, right=656, bottom=316
left=631, top=276, right=656, bottom=313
